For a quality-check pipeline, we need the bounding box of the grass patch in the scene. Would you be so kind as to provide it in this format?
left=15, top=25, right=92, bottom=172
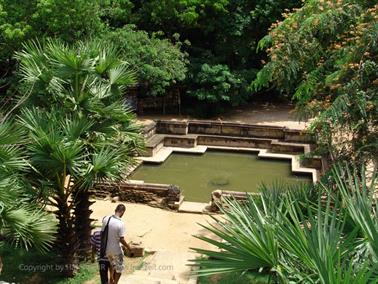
left=0, top=244, right=98, bottom=284
left=1, top=243, right=151, bottom=284
left=54, top=263, right=99, bottom=284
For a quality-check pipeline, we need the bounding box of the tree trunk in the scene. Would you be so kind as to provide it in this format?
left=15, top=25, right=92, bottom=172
left=73, top=189, right=95, bottom=260
left=0, top=255, right=3, bottom=275
left=55, top=199, right=79, bottom=277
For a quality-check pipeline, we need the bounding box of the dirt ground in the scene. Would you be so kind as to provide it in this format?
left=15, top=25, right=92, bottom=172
left=91, top=200, right=214, bottom=254
left=138, top=102, right=310, bottom=130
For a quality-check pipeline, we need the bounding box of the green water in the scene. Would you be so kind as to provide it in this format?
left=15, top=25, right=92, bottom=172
left=130, top=151, right=311, bottom=202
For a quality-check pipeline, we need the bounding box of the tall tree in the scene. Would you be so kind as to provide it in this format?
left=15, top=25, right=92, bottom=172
left=252, top=0, right=378, bottom=163
left=15, top=40, right=144, bottom=276
left=0, top=0, right=103, bottom=106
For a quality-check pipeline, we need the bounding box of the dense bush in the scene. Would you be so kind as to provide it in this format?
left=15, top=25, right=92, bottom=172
left=131, top=0, right=302, bottom=106
left=100, top=26, right=188, bottom=96
left=0, top=0, right=303, bottom=109
left=188, top=64, right=241, bottom=104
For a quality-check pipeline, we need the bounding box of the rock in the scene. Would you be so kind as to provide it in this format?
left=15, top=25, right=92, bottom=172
left=130, top=245, right=144, bottom=257
left=111, top=196, right=120, bottom=203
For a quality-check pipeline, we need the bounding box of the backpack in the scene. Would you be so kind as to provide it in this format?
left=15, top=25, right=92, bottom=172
left=100, top=216, right=112, bottom=259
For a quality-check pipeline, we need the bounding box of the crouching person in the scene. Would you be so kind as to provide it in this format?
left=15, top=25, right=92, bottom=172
left=90, top=230, right=110, bottom=284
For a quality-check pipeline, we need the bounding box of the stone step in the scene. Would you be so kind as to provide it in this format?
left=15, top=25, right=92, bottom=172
left=178, top=201, right=207, bottom=214
left=164, top=135, right=198, bottom=148
left=140, top=147, right=173, bottom=163
left=169, top=145, right=207, bottom=154
left=145, top=134, right=165, bottom=156
left=170, top=195, right=185, bottom=210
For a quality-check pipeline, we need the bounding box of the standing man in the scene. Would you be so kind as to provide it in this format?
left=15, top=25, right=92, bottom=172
left=101, top=204, right=132, bottom=284
left=90, top=230, right=110, bottom=284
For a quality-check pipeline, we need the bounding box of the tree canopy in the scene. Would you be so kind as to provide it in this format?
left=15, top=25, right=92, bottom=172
left=252, top=0, right=378, bottom=162
left=100, top=26, right=188, bottom=96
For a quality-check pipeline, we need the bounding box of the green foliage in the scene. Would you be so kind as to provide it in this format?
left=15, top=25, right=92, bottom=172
left=192, top=162, right=378, bottom=283
left=133, top=0, right=230, bottom=29
left=0, top=0, right=303, bottom=110
left=131, top=0, right=301, bottom=106
left=0, top=0, right=104, bottom=105
left=14, top=39, right=144, bottom=276
left=31, top=0, right=102, bottom=42
left=199, top=271, right=258, bottom=284
left=0, top=120, right=56, bottom=253
left=99, top=26, right=188, bottom=96
left=252, top=0, right=378, bottom=162
left=188, top=64, right=241, bottom=104
left=0, top=244, right=98, bottom=284
left=0, top=0, right=34, bottom=66
left=15, top=37, right=144, bottom=195
left=100, top=0, right=134, bottom=27
left=0, top=0, right=102, bottom=57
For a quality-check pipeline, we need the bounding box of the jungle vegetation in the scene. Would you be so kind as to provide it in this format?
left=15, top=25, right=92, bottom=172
left=0, top=0, right=376, bottom=282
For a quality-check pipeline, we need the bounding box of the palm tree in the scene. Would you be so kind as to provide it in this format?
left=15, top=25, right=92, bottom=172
left=0, top=120, right=56, bottom=273
left=191, top=163, right=378, bottom=283
left=15, top=40, right=144, bottom=276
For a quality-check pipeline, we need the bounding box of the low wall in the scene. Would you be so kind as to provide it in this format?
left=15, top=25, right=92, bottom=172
left=92, top=182, right=181, bottom=209
left=156, top=120, right=314, bottom=143
left=284, top=129, right=314, bottom=143
left=189, top=120, right=285, bottom=139
left=142, top=121, right=156, bottom=139
left=197, top=135, right=273, bottom=149
left=164, top=136, right=197, bottom=148
left=270, top=142, right=306, bottom=154
left=156, top=120, right=188, bottom=135
left=301, top=156, right=323, bottom=170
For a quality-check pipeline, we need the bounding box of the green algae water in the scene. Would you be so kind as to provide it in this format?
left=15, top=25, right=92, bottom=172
left=129, top=151, right=311, bottom=202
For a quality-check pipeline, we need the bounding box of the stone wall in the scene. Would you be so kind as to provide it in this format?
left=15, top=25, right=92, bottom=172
left=270, top=142, right=306, bottom=154
left=156, top=120, right=188, bottom=135
left=301, top=156, right=323, bottom=170
left=142, top=121, right=156, bottom=139
left=164, top=136, right=197, bottom=148
left=284, top=129, right=314, bottom=143
left=197, top=135, right=273, bottom=149
left=92, top=182, right=181, bottom=209
left=155, top=119, right=314, bottom=143
left=189, top=120, right=285, bottom=139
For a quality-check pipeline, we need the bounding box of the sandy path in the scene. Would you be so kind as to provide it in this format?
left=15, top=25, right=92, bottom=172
left=91, top=200, right=216, bottom=282
left=91, top=200, right=213, bottom=252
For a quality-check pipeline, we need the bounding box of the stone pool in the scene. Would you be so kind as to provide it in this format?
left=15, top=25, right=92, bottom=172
left=129, top=150, right=311, bottom=202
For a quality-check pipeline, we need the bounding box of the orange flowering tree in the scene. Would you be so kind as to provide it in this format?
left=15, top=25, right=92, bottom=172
left=252, top=0, right=378, bottom=163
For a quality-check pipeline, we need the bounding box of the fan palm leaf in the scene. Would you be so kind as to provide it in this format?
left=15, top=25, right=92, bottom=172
left=14, top=39, right=144, bottom=272
left=191, top=162, right=378, bottom=283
